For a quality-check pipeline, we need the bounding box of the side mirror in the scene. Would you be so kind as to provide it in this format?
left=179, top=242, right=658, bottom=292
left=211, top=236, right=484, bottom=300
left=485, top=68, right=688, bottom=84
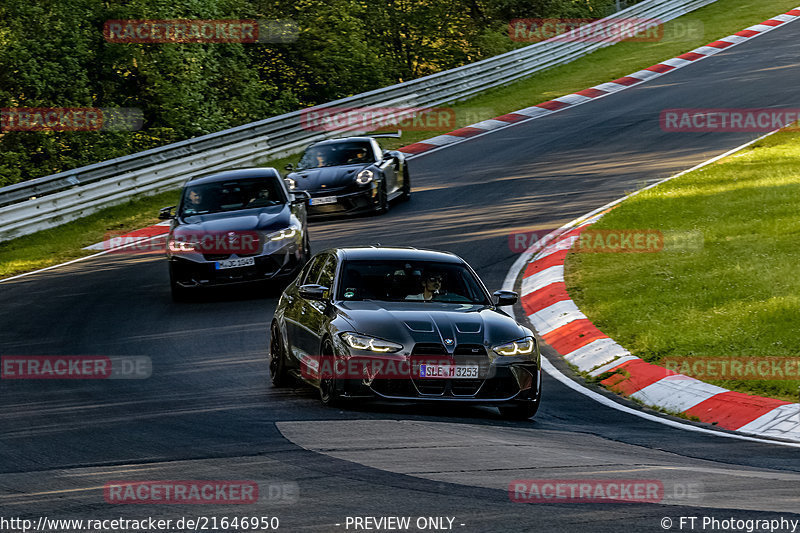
left=292, top=190, right=311, bottom=204
left=382, top=150, right=392, bottom=160
left=299, top=284, right=329, bottom=301
left=158, top=206, right=176, bottom=220
left=285, top=163, right=294, bottom=171
left=493, top=290, right=518, bottom=307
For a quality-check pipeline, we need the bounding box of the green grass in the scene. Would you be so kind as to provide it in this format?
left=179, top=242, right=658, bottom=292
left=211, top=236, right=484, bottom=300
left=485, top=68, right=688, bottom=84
left=2, top=0, right=799, bottom=279
left=565, top=130, right=800, bottom=402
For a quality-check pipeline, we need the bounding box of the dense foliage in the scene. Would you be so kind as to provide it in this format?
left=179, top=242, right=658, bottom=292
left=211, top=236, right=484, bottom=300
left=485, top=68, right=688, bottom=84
left=0, top=0, right=626, bottom=185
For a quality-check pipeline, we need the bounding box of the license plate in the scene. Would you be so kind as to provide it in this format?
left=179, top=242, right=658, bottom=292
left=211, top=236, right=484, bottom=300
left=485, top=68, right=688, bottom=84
left=310, top=196, right=337, bottom=206
left=419, top=365, right=479, bottom=379
left=215, top=257, right=255, bottom=269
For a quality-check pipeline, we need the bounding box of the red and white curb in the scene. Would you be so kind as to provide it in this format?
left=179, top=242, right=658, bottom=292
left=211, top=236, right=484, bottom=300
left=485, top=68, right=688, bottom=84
left=503, top=102, right=800, bottom=442
left=83, top=221, right=170, bottom=251
left=397, top=7, right=800, bottom=158
left=518, top=220, right=800, bottom=442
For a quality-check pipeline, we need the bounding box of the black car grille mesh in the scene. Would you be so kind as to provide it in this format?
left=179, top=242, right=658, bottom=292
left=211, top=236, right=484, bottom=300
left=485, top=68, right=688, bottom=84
left=454, top=344, right=487, bottom=356
left=451, top=379, right=484, bottom=396
left=408, top=343, right=489, bottom=397
left=203, top=253, right=231, bottom=261
left=411, top=343, right=447, bottom=355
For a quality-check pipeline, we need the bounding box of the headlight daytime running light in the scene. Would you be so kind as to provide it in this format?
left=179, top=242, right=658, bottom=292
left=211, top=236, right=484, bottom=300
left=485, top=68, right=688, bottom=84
left=356, top=169, right=374, bottom=185
left=493, top=336, right=536, bottom=356
left=168, top=236, right=198, bottom=252
left=340, top=332, right=402, bottom=353
left=267, top=223, right=301, bottom=242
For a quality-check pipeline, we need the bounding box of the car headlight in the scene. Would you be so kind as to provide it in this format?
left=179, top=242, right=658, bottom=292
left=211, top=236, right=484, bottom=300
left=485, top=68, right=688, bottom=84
left=167, top=236, right=198, bottom=253
left=493, top=337, right=536, bottom=356
left=267, top=223, right=302, bottom=242
left=340, top=332, right=402, bottom=353
left=356, top=169, right=374, bottom=185
left=285, top=177, right=297, bottom=190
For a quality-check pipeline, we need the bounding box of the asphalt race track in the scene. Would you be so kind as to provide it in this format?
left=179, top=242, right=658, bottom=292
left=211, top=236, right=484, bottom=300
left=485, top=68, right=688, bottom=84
left=2, top=19, right=800, bottom=533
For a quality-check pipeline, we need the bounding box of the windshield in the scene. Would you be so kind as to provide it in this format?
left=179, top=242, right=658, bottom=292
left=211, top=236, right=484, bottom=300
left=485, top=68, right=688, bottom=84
left=337, top=260, right=491, bottom=304
left=180, top=177, right=285, bottom=216
left=297, top=141, right=375, bottom=169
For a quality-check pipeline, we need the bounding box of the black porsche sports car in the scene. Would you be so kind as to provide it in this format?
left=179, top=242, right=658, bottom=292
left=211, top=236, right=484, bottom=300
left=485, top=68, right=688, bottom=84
left=159, top=168, right=311, bottom=301
left=283, top=136, right=410, bottom=217
left=269, top=247, right=542, bottom=419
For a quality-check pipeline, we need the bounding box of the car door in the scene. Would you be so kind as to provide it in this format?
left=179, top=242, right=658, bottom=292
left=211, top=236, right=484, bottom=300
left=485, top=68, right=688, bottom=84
left=373, top=140, right=398, bottom=194
left=285, top=255, right=326, bottom=363
left=296, top=253, right=337, bottom=359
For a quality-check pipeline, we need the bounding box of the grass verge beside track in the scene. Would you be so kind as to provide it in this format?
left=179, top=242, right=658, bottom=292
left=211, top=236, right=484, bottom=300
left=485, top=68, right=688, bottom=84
left=565, top=130, right=800, bottom=401
left=1, top=0, right=798, bottom=279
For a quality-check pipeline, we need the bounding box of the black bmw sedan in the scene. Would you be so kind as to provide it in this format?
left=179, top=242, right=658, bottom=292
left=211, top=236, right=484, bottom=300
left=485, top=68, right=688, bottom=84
left=269, top=247, right=542, bottom=419
left=284, top=136, right=410, bottom=217
left=159, top=168, right=311, bottom=301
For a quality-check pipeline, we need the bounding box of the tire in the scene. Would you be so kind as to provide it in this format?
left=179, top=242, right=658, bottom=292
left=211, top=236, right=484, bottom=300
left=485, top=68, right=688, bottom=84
left=269, top=323, right=290, bottom=387
left=373, top=180, right=388, bottom=215
left=498, top=399, right=540, bottom=420
left=400, top=165, right=411, bottom=202
left=319, top=339, right=343, bottom=406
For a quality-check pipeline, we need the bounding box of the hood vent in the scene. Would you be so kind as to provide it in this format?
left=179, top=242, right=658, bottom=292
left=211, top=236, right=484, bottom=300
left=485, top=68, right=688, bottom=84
left=404, top=320, right=434, bottom=332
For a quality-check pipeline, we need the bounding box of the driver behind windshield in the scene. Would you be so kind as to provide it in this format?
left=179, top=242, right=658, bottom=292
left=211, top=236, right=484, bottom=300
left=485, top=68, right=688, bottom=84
left=337, top=260, right=489, bottom=305
left=298, top=142, right=374, bottom=168
left=247, top=187, right=272, bottom=207
left=182, top=188, right=206, bottom=214
left=180, top=178, right=282, bottom=215
left=406, top=272, right=444, bottom=301
left=347, top=147, right=371, bottom=164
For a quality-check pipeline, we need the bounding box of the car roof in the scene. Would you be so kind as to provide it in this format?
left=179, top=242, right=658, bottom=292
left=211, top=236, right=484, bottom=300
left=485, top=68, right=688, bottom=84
left=310, top=137, right=374, bottom=147
left=186, top=167, right=281, bottom=185
left=328, top=247, right=465, bottom=264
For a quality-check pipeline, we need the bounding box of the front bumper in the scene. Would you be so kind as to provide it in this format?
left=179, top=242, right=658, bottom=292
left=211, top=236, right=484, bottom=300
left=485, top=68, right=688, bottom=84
left=305, top=187, right=377, bottom=218
left=169, top=248, right=304, bottom=288
left=334, top=361, right=541, bottom=405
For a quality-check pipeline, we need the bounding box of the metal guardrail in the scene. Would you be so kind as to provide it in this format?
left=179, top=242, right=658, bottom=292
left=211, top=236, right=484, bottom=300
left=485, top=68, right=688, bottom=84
left=0, top=0, right=718, bottom=241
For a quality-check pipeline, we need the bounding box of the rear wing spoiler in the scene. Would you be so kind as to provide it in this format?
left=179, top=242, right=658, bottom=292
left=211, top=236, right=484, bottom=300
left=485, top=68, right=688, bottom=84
left=368, top=130, right=402, bottom=139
